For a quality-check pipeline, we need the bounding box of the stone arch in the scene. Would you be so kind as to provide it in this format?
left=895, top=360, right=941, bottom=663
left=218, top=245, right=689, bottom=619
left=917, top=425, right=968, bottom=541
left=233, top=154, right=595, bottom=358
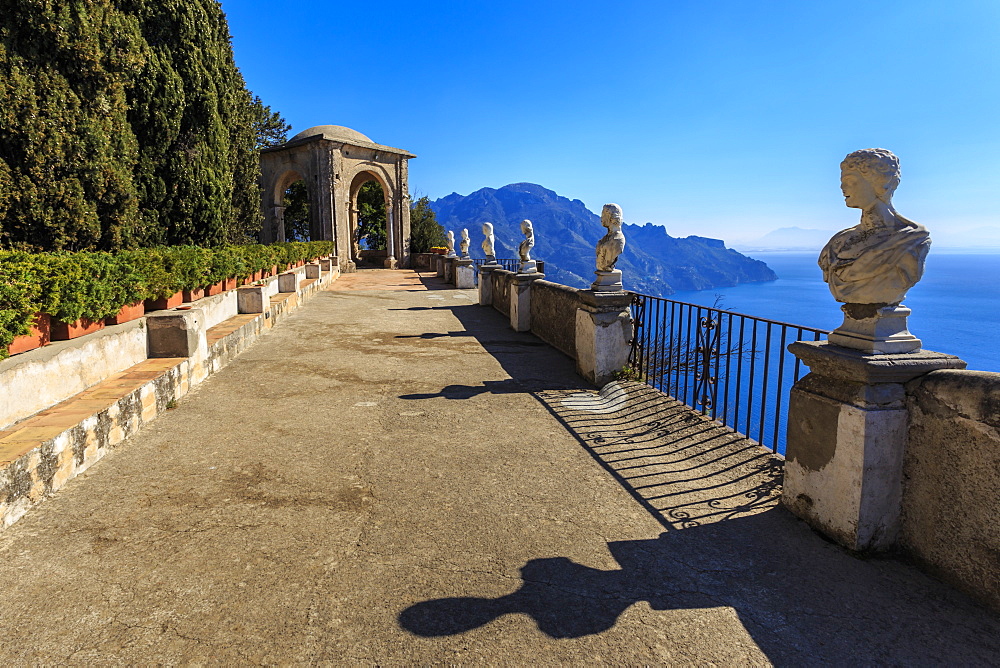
left=269, top=169, right=309, bottom=242
left=347, top=166, right=394, bottom=265
left=259, top=125, right=415, bottom=271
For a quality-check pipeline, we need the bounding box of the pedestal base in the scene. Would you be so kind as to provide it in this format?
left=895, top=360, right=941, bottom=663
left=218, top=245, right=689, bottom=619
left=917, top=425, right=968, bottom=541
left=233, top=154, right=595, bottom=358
left=782, top=341, right=966, bottom=552
left=510, top=272, right=545, bottom=332
left=829, top=304, right=920, bottom=354
left=518, top=260, right=537, bottom=274
left=455, top=259, right=476, bottom=289
left=591, top=269, right=623, bottom=292
left=383, top=256, right=398, bottom=269
left=575, top=290, right=633, bottom=386
left=478, top=264, right=499, bottom=306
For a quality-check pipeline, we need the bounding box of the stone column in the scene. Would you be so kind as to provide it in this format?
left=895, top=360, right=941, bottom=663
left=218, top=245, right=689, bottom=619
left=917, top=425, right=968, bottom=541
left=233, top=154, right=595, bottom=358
left=575, top=290, right=633, bottom=386
left=444, top=257, right=456, bottom=284
left=783, top=341, right=965, bottom=551
left=510, top=271, right=545, bottom=332
left=384, top=205, right=398, bottom=269
left=274, top=206, right=287, bottom=243
left=455, top=258, right=475, bottom=289
left=478, top=263, right=499, bottom=306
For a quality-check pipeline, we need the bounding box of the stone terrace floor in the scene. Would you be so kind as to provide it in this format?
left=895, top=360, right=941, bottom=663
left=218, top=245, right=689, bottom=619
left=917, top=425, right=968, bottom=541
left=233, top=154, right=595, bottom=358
left=0, top=269, right=997, bottom=665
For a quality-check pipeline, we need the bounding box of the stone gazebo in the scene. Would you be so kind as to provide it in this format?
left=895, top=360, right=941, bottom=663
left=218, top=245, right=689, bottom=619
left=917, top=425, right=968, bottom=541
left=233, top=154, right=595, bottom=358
left=259, top=125, right=416, bottom=270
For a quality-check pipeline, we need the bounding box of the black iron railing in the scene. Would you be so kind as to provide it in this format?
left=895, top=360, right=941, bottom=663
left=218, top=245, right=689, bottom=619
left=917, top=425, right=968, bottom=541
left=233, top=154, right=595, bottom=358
left=627, top=293, right=829, bottom=454
left=472, top=258, right=521, bottom=273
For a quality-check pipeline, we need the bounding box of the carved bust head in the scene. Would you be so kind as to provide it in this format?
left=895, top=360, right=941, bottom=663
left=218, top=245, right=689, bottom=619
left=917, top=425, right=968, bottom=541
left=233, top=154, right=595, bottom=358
left=601, top=203, right=623, bottom=230
left=482, top=222, right=493, bottom=236
left=520, top=219, right=533, bottom=237
left=840, top=148, right=900, bottom=210
left=461, top=228, right=469, bottom=242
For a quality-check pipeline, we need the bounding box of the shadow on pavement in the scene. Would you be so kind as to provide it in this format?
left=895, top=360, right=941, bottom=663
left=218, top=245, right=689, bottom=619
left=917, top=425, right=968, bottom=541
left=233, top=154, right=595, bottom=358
left=397, top=300, right=1000, bottom=665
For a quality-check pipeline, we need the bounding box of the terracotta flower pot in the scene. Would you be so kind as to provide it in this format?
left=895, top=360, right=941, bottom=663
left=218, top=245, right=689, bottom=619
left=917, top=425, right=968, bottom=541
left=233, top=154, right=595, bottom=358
left=51, top=317, right=105, bottom=341
left=7, top=313, right=51, bottom=355
left=182, top=287, right=205, bottom=302
left=145, top=291, right=184, bottom=311
left=223, top=277, right=237, bottom=291
left=206, top=282, right=223, bottom=296
left=105, top=301, right=145, bottom=325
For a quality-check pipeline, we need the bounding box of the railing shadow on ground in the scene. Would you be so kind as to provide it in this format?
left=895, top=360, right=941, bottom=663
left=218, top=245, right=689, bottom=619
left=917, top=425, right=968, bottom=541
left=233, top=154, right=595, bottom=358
left=395, top=301, right=1000, bottom=664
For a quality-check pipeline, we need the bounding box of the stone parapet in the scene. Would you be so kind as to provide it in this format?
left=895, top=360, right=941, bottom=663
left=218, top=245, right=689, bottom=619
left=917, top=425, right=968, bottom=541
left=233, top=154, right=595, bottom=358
left=782, top=340, right=965, bottom=552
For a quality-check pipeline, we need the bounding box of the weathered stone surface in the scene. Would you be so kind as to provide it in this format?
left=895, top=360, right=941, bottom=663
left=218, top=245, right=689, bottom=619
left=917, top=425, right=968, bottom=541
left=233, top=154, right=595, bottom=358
left=783, top=341, right=965, bottom=552
left=902, top=369, right=1000, bottom=611
left=454, top=259, right=475, bottom=289
left=237, top=286, right=268, bottom=314
left=481, top=222, right=495, bottom=261
left=146, top=309, right=206, bottom=359
left=510, top=272, right=544, bottom=332
left=0, top=320, right=147, bottom=430
left=575, top=290, right=633, bottom=386
left=518, top=219, right=536, bottom=273
left=529, top=280, right=579, bottom=358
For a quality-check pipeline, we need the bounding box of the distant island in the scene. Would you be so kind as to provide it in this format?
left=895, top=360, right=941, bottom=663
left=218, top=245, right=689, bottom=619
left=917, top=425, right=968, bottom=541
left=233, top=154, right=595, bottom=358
left=429, top=183, right=776, bottom=296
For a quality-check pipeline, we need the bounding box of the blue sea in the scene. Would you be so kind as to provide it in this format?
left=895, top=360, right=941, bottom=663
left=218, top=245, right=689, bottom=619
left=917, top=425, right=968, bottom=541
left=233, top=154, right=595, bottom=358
left=667, top=251, right=1000, bottom=373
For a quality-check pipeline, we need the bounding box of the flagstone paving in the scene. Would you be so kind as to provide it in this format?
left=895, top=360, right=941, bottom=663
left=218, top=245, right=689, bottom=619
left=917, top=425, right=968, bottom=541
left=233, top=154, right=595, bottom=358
left=0, top=270, right=996, bottom=665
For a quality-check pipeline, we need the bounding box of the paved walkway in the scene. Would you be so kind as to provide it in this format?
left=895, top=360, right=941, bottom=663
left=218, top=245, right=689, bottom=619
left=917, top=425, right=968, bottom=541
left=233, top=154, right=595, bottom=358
left=0, top=270, right=996, bottom=665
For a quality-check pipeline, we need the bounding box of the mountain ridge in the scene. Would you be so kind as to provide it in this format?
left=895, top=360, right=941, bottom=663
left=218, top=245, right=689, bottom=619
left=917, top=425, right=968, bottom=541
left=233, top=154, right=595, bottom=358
left=429, top=183, right=777, bottom=296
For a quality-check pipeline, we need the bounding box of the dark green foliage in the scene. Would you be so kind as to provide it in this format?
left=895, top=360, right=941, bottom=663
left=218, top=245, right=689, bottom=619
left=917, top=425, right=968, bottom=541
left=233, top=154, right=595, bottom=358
left=283, top=180, right=310, bottom=242
left=120, top=0, right=262, bottom=246
left=252, top=95, right=291, bottom=150
left=409, top=196, right=446, bottom=253
left=357, top=180, right=386, bottom=250
left=0, top=0, right=268, bottom=250
left=0, top=1, right=144, bottom=251
left=0, top=241, right=334, bottom=357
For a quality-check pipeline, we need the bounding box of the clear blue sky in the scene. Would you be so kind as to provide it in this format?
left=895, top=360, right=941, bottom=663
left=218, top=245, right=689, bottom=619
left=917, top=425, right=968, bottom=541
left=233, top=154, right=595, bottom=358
left=224, top=0, right=1000, bottom=246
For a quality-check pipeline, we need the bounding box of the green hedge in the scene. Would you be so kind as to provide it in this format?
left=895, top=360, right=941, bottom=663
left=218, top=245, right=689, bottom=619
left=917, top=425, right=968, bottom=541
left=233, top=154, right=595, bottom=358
left=0, top=241, right=334, bottom=358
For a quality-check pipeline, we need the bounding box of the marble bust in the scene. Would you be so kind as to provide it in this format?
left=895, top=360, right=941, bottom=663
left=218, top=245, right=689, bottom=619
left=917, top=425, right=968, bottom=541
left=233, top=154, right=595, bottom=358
left=596, top=203, right=626, bottom=272
left=819, top=148, right=930, bottom=307
left=446, top=230, right=456, bottom=257
left=481, top=222, right=496, bottom=261
left=592, top=203, right=626, bottom=291
left=518, top=220, right=534, bottom=262
left=819, top=148, right=931, bottom=353
left=459, top=228, right=471, bottom=258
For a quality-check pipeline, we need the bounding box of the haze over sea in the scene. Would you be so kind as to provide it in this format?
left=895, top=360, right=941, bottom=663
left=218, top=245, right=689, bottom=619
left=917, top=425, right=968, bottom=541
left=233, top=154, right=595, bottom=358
left=665, top=250, right=1000, bottom=373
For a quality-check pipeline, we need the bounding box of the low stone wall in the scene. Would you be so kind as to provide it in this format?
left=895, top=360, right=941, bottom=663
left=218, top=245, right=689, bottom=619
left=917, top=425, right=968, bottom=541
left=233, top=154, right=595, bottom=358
left=411, top=253, right=436, bottom=269
left=901, top=369, right=1000, bottom=611
left=490, top=269, right=514, bottom=318
left=529, top=280, right=579, bottom=358
left=0, top=321, right=149, bottom=430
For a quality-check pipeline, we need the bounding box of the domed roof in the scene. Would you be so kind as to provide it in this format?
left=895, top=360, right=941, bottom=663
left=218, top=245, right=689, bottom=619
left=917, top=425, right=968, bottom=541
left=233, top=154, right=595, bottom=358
left=289, top=125, right=373, bottom=145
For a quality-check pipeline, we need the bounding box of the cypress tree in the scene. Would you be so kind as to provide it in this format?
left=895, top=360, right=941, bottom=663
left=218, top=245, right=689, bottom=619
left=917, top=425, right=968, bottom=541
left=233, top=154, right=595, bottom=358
left=121, top=0, right=262, bottom=247
left=0, top=0, right=265, bottom=251
left=0, top=1, right=143, bottom=250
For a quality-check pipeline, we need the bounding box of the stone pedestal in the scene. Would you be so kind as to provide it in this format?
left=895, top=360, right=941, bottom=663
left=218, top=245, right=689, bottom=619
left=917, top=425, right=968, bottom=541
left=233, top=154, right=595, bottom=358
left=575, top=290, right=633, bottom=386
left=783, top=341, right=965, bottom=551
left=478, top=263, right=500, bottom=306
left=591, top=269, right=623, bottom=292
left=383, top=256, right=398, bottom=269
left=518, top=260, right=537, bottom=274
left=147, top=308, right=207, bottom=359
left=829, top=304, right=921, bottom=353
left=236, top=286, right=268, bottom=314
left=455, top=259, right=476, bottom=289
left=444, top=256, right=458, bottom=285
left=510, top=272, right=545, bottom=332
left=305, top=263, right=321, bottom=279
left=278, top=271, right=299, bottom=293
